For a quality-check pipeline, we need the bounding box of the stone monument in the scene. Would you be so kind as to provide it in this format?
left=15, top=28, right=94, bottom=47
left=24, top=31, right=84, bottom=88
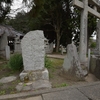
left=16, top=30, right=51, bottom=91
left=63, top=43, right=87, bottom=80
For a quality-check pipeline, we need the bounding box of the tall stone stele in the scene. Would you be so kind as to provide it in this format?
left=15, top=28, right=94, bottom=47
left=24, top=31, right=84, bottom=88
left=17, top=30, right=51, bottom=91
left=63, top=43, right=88, bottom=80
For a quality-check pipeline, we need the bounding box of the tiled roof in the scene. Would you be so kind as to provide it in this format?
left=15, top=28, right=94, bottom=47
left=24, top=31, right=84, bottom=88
left=0, top=25, right=23, bottom=37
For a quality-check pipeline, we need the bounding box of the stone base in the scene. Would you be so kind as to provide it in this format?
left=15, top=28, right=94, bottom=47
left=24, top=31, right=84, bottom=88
left=19, top=68, right=49, bottom=82
left=16, top=80, right=51, bottom=92
left=16, top=68, right=51, bottom=91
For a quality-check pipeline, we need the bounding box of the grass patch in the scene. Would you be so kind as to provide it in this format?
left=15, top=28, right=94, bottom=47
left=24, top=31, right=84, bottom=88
left=45, top=57, right=64, bottom=79
left=0, top=90, right=6, bottom=95
left=54, top=83, right=68, bottom=88
left=45, top=56, right=53, bottom=69
left=48, top=58, right=63, bottom=68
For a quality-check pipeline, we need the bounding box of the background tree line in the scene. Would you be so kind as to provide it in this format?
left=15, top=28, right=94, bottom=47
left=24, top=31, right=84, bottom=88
left=1, top=0, right=97, bottom=52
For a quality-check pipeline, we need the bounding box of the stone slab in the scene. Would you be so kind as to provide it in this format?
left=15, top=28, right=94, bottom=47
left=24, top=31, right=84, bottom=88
left=78, top=84, right=100, bottom=100
left=0, top=76, right=17, bottom=83
left=16, top=80, right=51, bottom=92
left=42, top=88, right=89, bottom=100
left=17, top=96, right=42, bottom=100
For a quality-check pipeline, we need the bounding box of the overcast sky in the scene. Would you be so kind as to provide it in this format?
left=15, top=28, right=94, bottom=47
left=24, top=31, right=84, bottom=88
left=9, top=0, right=28, bottom=17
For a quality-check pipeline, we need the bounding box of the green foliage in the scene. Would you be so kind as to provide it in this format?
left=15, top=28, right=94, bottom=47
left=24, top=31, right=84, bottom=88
left=90, top=42, right=96, bottom=48
left=0, top=0, right=12, bottom=23
left=54, top=83, right=68, bottom=88
left=8, top=53, right=23, bottom=71
left=45, top=56, right=53, bottom=69
left=0, top=90, right=6, bottom=95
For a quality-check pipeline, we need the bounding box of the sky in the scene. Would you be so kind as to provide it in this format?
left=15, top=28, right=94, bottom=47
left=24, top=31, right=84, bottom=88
left=9, top=0, right=28, bottom=17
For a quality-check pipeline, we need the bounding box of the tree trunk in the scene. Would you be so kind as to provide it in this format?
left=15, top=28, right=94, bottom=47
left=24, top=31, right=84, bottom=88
left=56, top=32, right=60, bottom=52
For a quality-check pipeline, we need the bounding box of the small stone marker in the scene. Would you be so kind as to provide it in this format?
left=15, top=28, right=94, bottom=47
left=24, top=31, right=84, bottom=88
left=17, top=30, right=51, bottom=91
left=5, top=45, right=10, bottom=60
left=63, top=43, right=87, bottom=79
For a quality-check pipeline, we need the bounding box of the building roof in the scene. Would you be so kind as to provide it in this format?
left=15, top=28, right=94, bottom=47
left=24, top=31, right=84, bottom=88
left=0, top=25, right=24, bottom=37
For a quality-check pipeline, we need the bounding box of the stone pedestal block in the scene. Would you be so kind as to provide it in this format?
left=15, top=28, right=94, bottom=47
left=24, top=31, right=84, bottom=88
left=17, top=68, right=51, bottom=92
left=20, top=68, right=49, bottom=82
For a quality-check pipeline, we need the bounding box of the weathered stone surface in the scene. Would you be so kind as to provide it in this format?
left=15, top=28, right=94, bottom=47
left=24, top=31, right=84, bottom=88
left=20, top=68, right=49, bottom=82
left=16, top=80, right=51, bottom=91
left=16, top=83, right=23, bottom=92
left=0, top=76, right=17, bottom=83
left=78, top=84, right=100, bottom=100
left=16, top=82, right=33, bottom=92
left=42, top=68, right=49, bottom=80
left=43, top=88, right=89, bottom=100
left=90, top=55, right=100, bottom=79
left=63, top=43, right=87, bottom=79
left=5, top=45, right=10, bottom=60
left=21, top=30, right=45, bottom=71
left=32, top=80, right=51, bottom=90
left=20, top=72, right=28, bottom=82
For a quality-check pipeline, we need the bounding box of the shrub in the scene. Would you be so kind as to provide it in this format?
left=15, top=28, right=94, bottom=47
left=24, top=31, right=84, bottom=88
left=8, top=53, right=23, bottom=71
left=45, top=56, right=52, bottom=69
left=90, top=42, right=96, bottom=48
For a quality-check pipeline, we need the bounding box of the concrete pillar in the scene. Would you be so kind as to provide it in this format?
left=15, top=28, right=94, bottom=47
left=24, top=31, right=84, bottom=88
left=79, top=0, right=88, bottom=63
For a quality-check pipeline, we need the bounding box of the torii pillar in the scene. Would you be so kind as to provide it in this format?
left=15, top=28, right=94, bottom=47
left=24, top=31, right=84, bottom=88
left=73, top=0, right=100, bottom=64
